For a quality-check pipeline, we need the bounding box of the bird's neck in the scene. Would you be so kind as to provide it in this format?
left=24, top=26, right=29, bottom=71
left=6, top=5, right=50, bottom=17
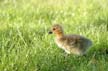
left=55, top=32, right=64, bottom=39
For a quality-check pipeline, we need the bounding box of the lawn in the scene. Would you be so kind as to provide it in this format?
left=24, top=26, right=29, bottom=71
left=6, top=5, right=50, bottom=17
left=0, top=0, right=108, bottom=71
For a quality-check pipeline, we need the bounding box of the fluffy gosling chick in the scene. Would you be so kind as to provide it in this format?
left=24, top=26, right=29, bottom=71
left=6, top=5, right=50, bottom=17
left=49, top=24, right=92, bottom=55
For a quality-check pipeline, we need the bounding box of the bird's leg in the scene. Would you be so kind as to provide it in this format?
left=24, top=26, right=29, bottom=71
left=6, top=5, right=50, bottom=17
left=64, top=49, right=71, bottom=54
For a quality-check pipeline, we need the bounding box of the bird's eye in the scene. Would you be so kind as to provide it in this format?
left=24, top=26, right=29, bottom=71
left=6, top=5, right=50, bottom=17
left=53, top=28, right=56, bottom=30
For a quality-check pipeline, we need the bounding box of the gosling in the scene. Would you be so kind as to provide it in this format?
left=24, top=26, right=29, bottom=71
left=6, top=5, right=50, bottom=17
left=49, top=24, right=92, bottom=55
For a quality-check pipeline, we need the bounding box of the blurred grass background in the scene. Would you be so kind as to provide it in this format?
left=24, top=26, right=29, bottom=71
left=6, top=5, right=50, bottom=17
left=0, top=0, right=108, bottom=71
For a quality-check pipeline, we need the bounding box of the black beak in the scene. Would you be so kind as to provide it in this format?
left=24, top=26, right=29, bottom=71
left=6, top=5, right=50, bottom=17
left=48, top=31, right=52, bottom=34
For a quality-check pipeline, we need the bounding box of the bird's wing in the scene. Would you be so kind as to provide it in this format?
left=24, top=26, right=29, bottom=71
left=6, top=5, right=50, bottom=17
left=65, top=35, right=84, bottom=47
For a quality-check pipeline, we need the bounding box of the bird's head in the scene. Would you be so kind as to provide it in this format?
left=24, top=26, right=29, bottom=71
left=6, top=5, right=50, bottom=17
left=49, top=24, right=64, bottom=38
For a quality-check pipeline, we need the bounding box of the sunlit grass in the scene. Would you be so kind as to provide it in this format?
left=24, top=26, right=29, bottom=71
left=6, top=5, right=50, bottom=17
left=0, top=0, right=108, bottom=71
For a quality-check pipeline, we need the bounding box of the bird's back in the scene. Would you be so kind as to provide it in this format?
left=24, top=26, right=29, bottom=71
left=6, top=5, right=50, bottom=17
left=57, top=34, right=92, bottom=55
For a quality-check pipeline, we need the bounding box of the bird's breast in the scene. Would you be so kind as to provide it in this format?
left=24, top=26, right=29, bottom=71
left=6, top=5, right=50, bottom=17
left=55, top=39, right=66, bottom=49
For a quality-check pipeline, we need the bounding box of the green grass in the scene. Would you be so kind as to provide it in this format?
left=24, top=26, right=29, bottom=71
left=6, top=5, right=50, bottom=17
left=0, top=0, right=108, bottom=71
